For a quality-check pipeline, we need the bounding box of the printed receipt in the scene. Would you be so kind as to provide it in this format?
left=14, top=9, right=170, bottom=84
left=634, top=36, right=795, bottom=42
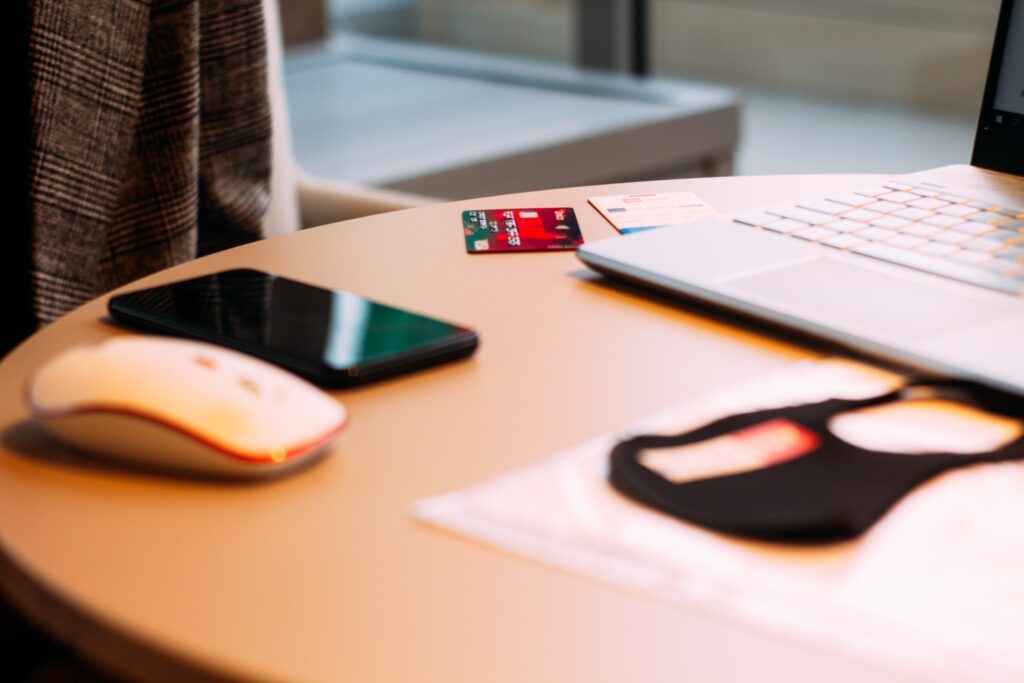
left=588, top=191, right=718, bottom=234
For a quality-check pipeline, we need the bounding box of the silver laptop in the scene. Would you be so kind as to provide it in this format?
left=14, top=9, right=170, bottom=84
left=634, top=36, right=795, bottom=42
left=578, top=0, right=1024, bottom=395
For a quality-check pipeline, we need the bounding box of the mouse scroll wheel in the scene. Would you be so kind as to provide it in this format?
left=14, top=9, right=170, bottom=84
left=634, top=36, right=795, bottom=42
left=238, top=377, right=262, bottom=396
left=193, top=355, right=217, bottom=369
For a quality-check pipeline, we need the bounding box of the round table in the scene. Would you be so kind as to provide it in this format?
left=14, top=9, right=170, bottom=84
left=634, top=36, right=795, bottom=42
left=1, top=175, right=920, bottom=682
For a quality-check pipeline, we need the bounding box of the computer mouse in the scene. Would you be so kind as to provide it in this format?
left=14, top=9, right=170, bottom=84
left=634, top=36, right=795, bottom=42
left=25, top=336, right=348, bottom=479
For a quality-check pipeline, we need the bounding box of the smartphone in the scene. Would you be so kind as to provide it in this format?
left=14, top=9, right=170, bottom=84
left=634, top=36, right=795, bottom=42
left=107, top=269, right=479, bottom=387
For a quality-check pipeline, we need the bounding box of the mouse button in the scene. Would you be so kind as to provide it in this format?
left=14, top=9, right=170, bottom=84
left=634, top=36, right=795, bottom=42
left=27, top=344, right=144, bottom=413
left=27, top=351, right=89, bottom=411
left=270, top=370, right=345, bottom=417
left=215, top=392, right=346, bottom=460
left=278, top=391, right=346, bottom=435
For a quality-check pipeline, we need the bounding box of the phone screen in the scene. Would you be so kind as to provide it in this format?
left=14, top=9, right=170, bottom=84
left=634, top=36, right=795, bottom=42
left=108, top=269, right=478, bottom=386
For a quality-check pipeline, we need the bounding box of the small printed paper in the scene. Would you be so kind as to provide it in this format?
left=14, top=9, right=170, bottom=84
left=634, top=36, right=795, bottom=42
left=588, top=191, right=718, bottom=234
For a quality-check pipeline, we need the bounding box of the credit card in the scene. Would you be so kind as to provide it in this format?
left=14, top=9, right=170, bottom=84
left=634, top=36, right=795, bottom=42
left=463, top=208, right=583, bottom=253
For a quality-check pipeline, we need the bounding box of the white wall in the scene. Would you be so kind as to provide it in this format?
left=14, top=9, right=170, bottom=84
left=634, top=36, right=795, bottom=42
left=651, top=0, right=1001, bottom=113
left=411, top=0, right=1002, bottom=113
left=416, top=0, right=574, bottom=63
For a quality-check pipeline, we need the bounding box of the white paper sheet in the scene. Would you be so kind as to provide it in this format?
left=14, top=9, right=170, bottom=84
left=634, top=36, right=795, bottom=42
left=588, top=191, right=718, bottom=234
left=415, top=359, right=1024, bottom=682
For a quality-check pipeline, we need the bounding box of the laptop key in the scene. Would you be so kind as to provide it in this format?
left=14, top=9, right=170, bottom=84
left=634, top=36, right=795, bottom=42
left=918, top=242, right=960, bottom=257
left=968, top=212, right=1010, bottom=224
left=841, top=208, right=878, bottom=222
left=869, top=215, right=913, bottom=230
left=937, top=204, right=978, bottom=218
left=921, top=214, right=964, bottom=229
left=892, top=207, right=933, bottom=221
left=901, top=223, right=943, bottom=237
left=885, top=235, right=927, bottom=249
left=878, top=191, right=921, bottom=203
left=883, top=182, right=916, bottom=192
left=963, top=237, right=1004, bottom=252
left=985, top=229, right=1024, bottom=244
left=822, top=234, right=867, bottom=250
left=948, top=251, right=992, bottom=266
left=792, top=227, right=837, bottom=242
left=908, top=198, right=951, bottom=211
left=852, top=243, right=1024, bottom=296
left=828, top=193, right=874, bottom=207
left=862, top=200, right=904, bottom=214
left=979, top=258, right=1023, bottom=276
left=996, top=246, right=1024, bottom=262
left=931, top=230, right=972, bottom=245
left=767, top=206, right=835, bottom=225
left=733, top=212, right=778, bottom=227
left=856, top=227, right=899, bottom=241
left=826, top=219, right=867, bottom=233
left=797, top=199, right=850, bottom=215
left=763, top=219, right=805, bottom=234
left=854, top=186, right=894, bottom=198
left=951, top=222, right=995, bottom=236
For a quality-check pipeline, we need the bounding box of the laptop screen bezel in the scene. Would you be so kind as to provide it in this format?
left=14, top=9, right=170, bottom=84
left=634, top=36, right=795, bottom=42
left=972, top=0, right=1024, bottom=177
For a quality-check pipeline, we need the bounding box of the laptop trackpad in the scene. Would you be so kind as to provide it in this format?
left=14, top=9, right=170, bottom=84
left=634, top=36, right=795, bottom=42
left=721, top=257, right=1012, bottom=339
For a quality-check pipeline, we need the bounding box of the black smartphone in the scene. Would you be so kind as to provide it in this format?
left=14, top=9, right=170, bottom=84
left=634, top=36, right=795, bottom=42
left=108, top=269, right=479, bottom=387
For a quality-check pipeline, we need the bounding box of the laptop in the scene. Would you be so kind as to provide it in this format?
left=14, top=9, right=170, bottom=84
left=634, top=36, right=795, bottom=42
left=578, top=0, right=1024, bottom=395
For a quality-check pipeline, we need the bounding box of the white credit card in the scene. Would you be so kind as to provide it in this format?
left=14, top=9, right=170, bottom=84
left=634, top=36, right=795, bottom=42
left=588, top=191, right=718, bottom=234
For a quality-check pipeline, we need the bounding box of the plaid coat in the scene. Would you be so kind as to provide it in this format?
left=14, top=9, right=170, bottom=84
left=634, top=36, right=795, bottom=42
left=18, top=0, right=271, bottom=349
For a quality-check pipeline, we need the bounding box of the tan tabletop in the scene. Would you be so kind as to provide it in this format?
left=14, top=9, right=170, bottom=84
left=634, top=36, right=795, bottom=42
left=0, top=175, right=923, bottom=683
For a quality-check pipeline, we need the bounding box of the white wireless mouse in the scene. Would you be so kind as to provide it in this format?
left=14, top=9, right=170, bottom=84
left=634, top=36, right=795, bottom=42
left=25, top=337, right=348, bottom=478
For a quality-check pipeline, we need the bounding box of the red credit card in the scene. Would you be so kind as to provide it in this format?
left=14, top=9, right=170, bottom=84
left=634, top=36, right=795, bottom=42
left=463, top=208, right=583, bottom=253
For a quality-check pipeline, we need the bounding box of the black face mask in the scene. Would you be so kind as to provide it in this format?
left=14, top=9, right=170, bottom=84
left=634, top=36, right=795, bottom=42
left=609, top=382, right=1024, bottom=543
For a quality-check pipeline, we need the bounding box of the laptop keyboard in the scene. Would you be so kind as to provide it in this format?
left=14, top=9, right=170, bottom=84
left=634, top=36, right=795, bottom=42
left=732, top=181, right=1024, bottom=296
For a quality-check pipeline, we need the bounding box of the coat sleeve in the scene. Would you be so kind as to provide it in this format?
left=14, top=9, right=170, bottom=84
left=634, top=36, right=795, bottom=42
left=24, top=0, right=271, bottom=329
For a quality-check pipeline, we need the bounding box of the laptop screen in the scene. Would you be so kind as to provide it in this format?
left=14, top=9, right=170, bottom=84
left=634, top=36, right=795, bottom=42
left=994, top=0, right=1024, bottom=115
left=973, top=0, right=1024, bottom=176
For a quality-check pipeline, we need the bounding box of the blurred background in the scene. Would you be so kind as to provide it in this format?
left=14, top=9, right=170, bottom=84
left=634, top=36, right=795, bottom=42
left=280, top=0, right=999, bottom=207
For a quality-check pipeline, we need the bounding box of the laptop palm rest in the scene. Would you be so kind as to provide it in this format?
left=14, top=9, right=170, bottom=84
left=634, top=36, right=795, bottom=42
left=721, top=258, right=1011, bottom=339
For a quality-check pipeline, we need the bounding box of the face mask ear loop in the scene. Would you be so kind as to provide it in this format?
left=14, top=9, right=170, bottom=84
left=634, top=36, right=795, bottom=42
left=897, top=380, right=1024, bottom=421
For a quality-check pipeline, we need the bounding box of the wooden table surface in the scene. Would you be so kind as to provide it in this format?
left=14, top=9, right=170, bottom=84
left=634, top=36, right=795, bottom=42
left=0, top=175, right=924, bottom=683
